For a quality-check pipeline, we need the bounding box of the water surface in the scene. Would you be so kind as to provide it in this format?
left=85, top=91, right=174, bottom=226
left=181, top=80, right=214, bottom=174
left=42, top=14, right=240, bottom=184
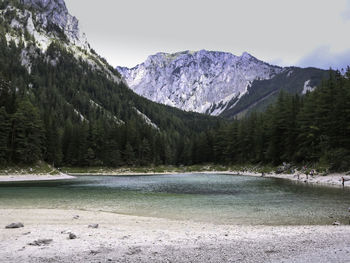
left=1, top=173, right=349, bottom=225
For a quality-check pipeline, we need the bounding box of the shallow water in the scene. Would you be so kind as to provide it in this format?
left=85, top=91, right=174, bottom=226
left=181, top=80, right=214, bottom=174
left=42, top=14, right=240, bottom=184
left=0, top=173, right=350, bottom=225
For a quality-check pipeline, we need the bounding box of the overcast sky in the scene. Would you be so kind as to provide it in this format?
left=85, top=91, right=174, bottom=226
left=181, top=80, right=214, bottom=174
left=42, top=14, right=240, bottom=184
left=65, top=0, right=350, bottom=69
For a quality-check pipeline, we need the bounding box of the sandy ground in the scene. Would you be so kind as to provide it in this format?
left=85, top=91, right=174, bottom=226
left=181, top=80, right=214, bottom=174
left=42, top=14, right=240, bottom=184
left=0, top=173, right=76, bottom=182
left=0, top=209, right=349, bottom=263
left=0, top=173, right=350, bottom=262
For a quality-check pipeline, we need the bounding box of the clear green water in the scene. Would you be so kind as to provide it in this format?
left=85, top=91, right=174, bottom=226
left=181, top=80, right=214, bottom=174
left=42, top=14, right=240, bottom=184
left=0, top=174, right=349, bottom=225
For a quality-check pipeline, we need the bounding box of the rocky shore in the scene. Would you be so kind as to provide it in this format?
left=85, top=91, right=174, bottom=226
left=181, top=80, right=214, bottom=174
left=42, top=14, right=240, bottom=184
left=1, top=209, right=350, bottom=263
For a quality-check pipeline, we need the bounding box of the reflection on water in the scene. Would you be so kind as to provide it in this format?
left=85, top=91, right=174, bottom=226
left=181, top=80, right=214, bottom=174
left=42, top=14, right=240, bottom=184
left=0, top=173, right=350, bottom=225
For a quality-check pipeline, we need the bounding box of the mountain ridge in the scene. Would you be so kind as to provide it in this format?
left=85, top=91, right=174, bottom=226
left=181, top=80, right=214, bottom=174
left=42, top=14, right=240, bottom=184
left=0, top=0, right=222, bottom=167
left=117, top=50, right=328, bottom=118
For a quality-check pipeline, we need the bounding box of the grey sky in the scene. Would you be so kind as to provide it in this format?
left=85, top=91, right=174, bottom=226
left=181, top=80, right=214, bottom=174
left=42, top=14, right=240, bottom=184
left=65, top=0, right=350, bottom=69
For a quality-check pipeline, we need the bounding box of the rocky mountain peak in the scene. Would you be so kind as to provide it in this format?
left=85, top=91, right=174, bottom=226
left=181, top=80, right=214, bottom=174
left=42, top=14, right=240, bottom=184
left=21, top=0, right=66, bottom=11
left=117, top=50, right=282, bottom=115
left=20, top=0, right=89, bottom=49
left=2, top=0, right=121, bottom=83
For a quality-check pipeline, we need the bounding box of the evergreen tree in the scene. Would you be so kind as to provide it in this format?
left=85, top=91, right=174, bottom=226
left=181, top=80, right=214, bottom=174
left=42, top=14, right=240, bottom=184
left=11, top=100, right=44, bottom=164
left=0, top=106, right=10, bottom=164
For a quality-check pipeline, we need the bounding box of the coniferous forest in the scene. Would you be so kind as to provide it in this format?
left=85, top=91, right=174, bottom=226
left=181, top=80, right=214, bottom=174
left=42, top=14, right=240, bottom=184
left=0, top=1, right=350, bottom=171
left=0, top=22, right=221, bottom=167
left=210, top=70, right=350, bottom=171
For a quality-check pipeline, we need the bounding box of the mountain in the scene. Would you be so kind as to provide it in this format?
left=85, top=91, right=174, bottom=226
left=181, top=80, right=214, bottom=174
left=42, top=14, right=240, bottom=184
left=0, top=0, right=221, bottom=167
left=2, top=0, right=120, bottom=81
left=117, top=50, right=329, bottom=119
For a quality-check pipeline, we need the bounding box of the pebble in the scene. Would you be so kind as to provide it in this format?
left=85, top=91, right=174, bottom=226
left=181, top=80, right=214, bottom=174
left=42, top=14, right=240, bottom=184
left=69, top=233, right=77, bottom=239
left=28, top=239, right=53, bottom=246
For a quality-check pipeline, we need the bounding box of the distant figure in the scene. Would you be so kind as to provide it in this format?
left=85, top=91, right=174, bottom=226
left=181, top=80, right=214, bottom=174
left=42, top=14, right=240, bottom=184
left=310, top=169, right=314, bottom=178
left=261, top=172, right=265, bottom=177
left=342, top=177, right=345, bottom=186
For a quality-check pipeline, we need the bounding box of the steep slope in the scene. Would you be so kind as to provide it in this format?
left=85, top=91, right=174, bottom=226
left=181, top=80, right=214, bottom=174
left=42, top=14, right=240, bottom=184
left=117, top=50, right=283, bottom=116
left=0, top=0, right=221, bottom=167
left=1, top=0, right=121, bottom=81
left=117, top=51, right=329, bottom=118
left=221, top=67, right=330, bottom=119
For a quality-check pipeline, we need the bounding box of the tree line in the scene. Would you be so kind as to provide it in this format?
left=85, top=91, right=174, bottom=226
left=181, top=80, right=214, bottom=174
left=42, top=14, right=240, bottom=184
left=0, top=1, right=349, bottom=170
left=0, top=21, right=220, bottom=167
left=199, top=69, right=350, bottom=171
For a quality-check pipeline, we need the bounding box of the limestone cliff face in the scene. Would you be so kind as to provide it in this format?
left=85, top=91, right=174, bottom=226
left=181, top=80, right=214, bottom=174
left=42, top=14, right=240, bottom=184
left=20, top=0, right=89, bottom=49
left=117, top=50, right=282, bottom=115
left=2, top=0, right=121, bottom=83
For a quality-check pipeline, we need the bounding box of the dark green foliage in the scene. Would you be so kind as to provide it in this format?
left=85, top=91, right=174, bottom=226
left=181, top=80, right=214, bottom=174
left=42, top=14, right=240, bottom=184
left=10, top=99, right=44, bottom=164
left=0, top=106, right=10, bottom=164
left=0, top=1, right=348, bottom=171
left=0, top=19, right=221, bottom=167
left=211, top=69, right=350, bottom=171
left=221, top=67, right=330, bottom=119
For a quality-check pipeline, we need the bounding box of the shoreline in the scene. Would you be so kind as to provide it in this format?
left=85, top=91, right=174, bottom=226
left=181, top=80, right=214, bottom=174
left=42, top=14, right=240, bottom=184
left=1, top=208, right=349, bottom=262
left=233, top=171, right=350, bottom=189
left=0, top=173, right=76, bottom=182
left=0, top=169, right=349, bottom=189
left=1, top=173, right=349, bottom=262
left=67, top=170, right=350, bottom=189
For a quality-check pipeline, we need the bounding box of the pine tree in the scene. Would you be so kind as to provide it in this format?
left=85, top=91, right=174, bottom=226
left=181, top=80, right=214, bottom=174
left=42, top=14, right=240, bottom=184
left=0, top=106, right=10, bottom=164
left=11, top=100, right=44, bottom=164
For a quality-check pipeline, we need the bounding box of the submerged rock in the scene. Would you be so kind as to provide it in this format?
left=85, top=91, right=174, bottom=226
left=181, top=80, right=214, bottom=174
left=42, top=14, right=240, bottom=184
left=5, top=222, right=24, bottom=229
left=332, top=221, right=340, bottom=226
left=88, top=224, right=99, bottom=229
left=73, top=215, right=80, bottom=219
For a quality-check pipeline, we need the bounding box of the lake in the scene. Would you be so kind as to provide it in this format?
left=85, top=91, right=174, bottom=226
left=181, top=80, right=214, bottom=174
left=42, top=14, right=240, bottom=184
left=1, top=173, right=349, bottom=225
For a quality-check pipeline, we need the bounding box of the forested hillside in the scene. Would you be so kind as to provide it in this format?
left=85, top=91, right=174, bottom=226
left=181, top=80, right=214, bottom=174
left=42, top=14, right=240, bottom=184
left=205, top=70, right=350, bottom=171
left=1, top=0, right=349, bottom=171
left=220, top=67, right=330, bottom=119
left=0, top=0, right=221, bottom=167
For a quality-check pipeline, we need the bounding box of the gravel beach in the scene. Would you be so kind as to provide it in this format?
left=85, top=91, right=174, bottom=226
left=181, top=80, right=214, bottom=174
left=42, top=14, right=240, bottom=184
left=1, top=209, right=350, bottom=263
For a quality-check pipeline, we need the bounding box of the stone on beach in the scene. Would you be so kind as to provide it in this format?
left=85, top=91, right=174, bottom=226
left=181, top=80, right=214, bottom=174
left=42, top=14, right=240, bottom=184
left=61, top=230, right=73, bottom=234
left=88, top=224, right=99, bottom=229
left=5, top=222, right=24, bottom=229
left=28, top=239, right=53, bottom=246
left=69, top=233, right=77, bottom=239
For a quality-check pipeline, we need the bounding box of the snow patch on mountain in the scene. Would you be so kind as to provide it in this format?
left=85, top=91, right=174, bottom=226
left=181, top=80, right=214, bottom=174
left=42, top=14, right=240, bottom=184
left=117, top=50, right=282, bottom=115
left=302, top=80, right=315, bottom=94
